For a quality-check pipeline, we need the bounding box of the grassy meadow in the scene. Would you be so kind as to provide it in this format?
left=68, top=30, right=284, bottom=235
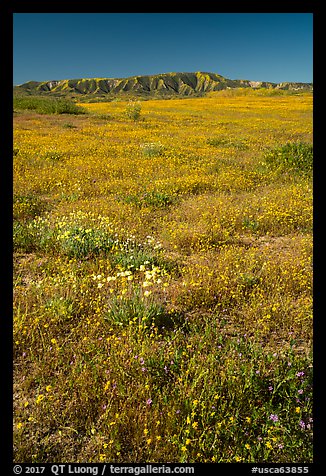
left=13, top=90, right=313, bottom=463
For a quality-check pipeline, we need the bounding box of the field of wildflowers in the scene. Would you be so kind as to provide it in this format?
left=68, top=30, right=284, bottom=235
left=13, top=91, right=313, bottom=463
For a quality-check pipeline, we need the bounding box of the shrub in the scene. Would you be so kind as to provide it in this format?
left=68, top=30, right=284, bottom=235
left=125, top=100, right=142, bottom=121
left=94, top=113, right=112, bottom=121
left=43, top=150, right=64, bottom=161
left=264, top=142, right=313, bottom=173
left=13, top=194, right=47, bottom=220
left=57, top=226, right=116, bottom=259
left=105, top=291, right=165, bottom=327
left=13, top=221, right=37, bottom=252
left=110, top=248, right=177, bottom=276
left=62, top=122, right=77, bottom=129
left=13, top=96, right=86, bottom=115
left=121, top=190, right=175, bottom=209
left=207, top=137, right=248, bottom=150
left=142, top=191, right=175, bottom=207
left=13, top=215, right=115, bottom=257
left=105, top=290, right=184, bottom=331
left=242, top=216, right=260, bottom=233
left=110, top=248, right=157, bottom=269
left=140, top=142, right=164, bottom=157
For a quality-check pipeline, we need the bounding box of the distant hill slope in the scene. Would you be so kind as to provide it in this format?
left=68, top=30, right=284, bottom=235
left=14, top=71, right=313, bottom=98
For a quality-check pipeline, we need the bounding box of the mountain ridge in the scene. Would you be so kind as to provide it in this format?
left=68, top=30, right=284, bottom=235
left=14, top=71, right=313, bottom=97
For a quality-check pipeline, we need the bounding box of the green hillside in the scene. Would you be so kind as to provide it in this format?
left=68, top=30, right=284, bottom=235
left=14, top=71, right=313, bottom=99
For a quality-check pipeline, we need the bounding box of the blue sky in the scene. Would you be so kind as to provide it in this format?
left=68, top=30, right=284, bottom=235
left=13, top=13, right=313, bottom=85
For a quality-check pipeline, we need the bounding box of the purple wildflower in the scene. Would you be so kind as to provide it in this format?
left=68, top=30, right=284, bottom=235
left=299, top=420, right=306, bottom=429
left=269, top=414, right=279, bottom=422
left=298, top=389, right=304, bottom=395
left=296, top=371, right=305, bottom=377
left=146, top=398, right=152, bottom=406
